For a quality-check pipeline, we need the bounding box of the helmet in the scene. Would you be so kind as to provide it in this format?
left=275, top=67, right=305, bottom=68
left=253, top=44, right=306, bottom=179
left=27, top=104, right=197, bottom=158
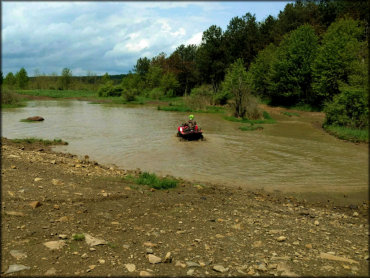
left=189, top=115, right=194, bottom=120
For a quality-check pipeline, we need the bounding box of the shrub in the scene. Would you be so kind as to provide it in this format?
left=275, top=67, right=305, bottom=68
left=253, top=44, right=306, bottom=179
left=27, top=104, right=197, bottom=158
left=98, top=82, right=123, bottom=97
left=122, top=88, right=137, bottom=102
left=184, top=84, right=214, bottom=110
left=135, top=172, right=178, bottom=189
left=324, top=86, right=368, bottom=129
left=1, top=88, right=20, bottom=105
left=148, top=87, right=165, bottom=99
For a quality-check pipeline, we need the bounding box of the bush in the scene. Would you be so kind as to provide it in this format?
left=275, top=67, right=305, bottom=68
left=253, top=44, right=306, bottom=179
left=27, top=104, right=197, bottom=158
left=184, top=84, right=214, bottom=110
left=135, top=172, right=178, bottom=189
left=1, top=88, right=20, bottom=105
left=148, top=87, right=165, bottom=99
left=98, top=82, right=123, bottom=97
left=324, top=86, right=368, bottom=129
left=122, top=88, right=137, bottom=102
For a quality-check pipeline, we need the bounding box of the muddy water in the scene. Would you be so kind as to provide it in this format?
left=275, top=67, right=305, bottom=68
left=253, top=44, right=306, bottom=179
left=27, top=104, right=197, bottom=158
left=2, top=100, right=368, bottom=204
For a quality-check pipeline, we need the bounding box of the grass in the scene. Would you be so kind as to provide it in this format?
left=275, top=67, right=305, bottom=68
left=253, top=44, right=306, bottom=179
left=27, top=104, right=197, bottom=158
left=126, top=172, right=178, bottom=190
left=9, top=137, right=68, bottom=145
left=72, top=234, right=85, bottom=241
left=281, top=111, right=300, bottom=117
left=158, top=104, right=225, bottom=113
left=323, top=125, right=368, bottom=143
left=16, top=89, right=97, bottom=98
left=239, top=124, right=264, bottom=131
left=224, top=111, right=276, bottom=124
left=2, top=103, right=26, bottom=108
left=20, top=119, right=41, bottom=123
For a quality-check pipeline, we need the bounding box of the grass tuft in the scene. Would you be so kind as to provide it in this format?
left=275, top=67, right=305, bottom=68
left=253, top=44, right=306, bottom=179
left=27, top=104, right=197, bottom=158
left=9, top=137, right=68, bottom=145
left=72, top=234, right=85, bottom=241
left=281, top=111, right=300, bottom=117
left=127, top=172, right=178, bottom=189
left=323, top=125, right=368, bottom=143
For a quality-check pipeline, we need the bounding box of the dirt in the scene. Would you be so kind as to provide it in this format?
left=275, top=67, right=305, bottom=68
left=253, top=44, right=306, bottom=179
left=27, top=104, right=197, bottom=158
left=1, top=137, right=369, bottom=276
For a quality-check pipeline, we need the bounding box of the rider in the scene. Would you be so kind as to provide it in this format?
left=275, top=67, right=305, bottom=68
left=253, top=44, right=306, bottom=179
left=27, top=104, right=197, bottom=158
left=186, top=114, right=197, bottom=131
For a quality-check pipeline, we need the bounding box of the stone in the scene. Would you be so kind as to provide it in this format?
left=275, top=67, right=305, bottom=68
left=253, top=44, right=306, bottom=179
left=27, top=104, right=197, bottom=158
left=30, top=201, right=41, bottom=209
left=175, top=261, right=186, bottom=268
left=52, top=179, right=63, bottom=186
left=84, top=234, right=107, bottom=246
left=305, top=243, right=313, bottom=249
left=319, top=253, right=359, bottom=264
left=187, top=269, right=195, bottom=275
left=89, top=265, right=96, bottom=270
left=163, top=252, right=172, bottom=263
left=125, top=263, right=136, bottom=272
left=292, top=241, right=299, bottom=245
left=51, top=160, right=56, bottom=164
left=212, top=265, right=228, bottom=273
left=10, top=250, right=27, bottom=260
left=148, top=254, right=161, bottom=264
left=5, top=211, right=25, bottom=217
left=58, top=234, right=68, bottom=239
left=146, top=248, right=153, bottom=254
left=27, top=116, right=44, bottom=121
left=43, top=240, right=66, bottom=250
left=253, top=241, right=263, bottom=248
left=143, top=242, right=157, bottom=247
left=11, top=165, right=17, bottom=169
left=257, top=263, right=267, bottom=272
left=277, top=236, right=287, bottom=242
left=314, top=220, right=319, bottom=226
left=353, top=212, right=359, bottom=217
left=186, top=261, right=200, bottom=267
left=98, top=259, right=105, bottom=264
left=81, top=253, right=88, bottom=259
left=45, top=267, right=57, bottom=275
left=139, top=271, right=152, bottom=277
left=232, top=223, right=242, bottom=230
left=34, top=178, right=43, bottom=182
left=57, top=216, right=68, bottom=222
left=5, top=264, right=30, bottom=274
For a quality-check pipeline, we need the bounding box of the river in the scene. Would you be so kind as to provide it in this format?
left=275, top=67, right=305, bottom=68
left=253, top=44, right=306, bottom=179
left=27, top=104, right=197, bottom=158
left=2, top=100, right=368, bottom=204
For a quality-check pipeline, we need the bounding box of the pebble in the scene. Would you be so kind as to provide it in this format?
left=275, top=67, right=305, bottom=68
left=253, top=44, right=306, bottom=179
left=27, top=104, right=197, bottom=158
left=43, top=240, right=66, bottom=250
left=314, top=220, right=319, bottom=226
left=58, top=234, right=68, bottom=239
left=10, top=250, right=27, bottom=260
left=146, top=248, right=153, bottom=254
left=34, top=178, right=43, bottom=182
left=148, top=254, right=161, bottom=264
left=5, top=264, right=30, bottom=274
left=81, top=253, right=88, bottom=259
left=163, top=252, right=172, bottom=263
left=305, top=243, right=313, bottom=249
left=125, top=263, right=136, bottom=272
left=277, top=236, right=287, bottom=242
left=139, top=270, right=152, bottom=277
left=212, top=265, right=228, bottom=273
left=98, top=259, right=106, bottom=264
left=187, top=269, right=195, bottom=275
left=186, top=261, right=200, bottom=267
left=29, top=201, right=42, bottom=209
left=353, top=212, right=359, bottom=217
left=175, top=261, right=186, bottom=268
left=45, top=267, right=57, bottom=275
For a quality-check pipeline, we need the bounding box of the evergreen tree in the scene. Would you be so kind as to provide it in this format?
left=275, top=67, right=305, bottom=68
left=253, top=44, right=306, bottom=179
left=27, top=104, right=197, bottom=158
left=15, top=68, right=29, bottom=89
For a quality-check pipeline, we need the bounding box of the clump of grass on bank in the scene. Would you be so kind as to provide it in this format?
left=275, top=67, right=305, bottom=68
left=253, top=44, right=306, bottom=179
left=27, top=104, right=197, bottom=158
left=126, top=172, right=178, bottom=190
left=239, top=124, right=264, bottom=131
left=72, top=234, right=85, bottom=241
left=281, top=111, right=300, bottom=117
left=224, top=111, right=275, bottom=124
left=323, top=125, right=368, bottom=143
left=20, top=119, right=40, bottom=123
left=9, top=138, right=68, bottom=145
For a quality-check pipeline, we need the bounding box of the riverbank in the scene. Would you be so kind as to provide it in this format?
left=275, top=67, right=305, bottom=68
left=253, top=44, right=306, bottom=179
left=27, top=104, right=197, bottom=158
left=1, top=137, right=369, bottom=276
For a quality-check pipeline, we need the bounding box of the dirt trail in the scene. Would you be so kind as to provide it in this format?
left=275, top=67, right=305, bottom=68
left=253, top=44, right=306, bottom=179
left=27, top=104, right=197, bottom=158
left=1, top=138, right=368, bottom=276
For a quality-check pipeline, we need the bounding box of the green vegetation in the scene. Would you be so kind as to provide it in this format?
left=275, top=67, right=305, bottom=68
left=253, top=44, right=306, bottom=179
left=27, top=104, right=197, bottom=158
left=20, top=119, right=39, bottom=123
left=16, top=89, right=97, bottom=98
left=323, top=125, right=368, bottom=143
left=126, top=172, right=178, bottom=190
left=224, top=111, right=275, bottom=124
left=72, top=234, right=85, bottom=241
left=281, top=111, right=300, bottom=117
left=1, top=88, right=25, bottom=108
left=158, top=104, right=224, bottom=114
left=9, top=138, right=68, bottom=145
left=239, top=124, right=264, bottom=131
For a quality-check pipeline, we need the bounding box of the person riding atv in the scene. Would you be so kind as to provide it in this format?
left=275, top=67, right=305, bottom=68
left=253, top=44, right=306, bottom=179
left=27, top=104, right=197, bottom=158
left=183, top=114, right=197, bottom=131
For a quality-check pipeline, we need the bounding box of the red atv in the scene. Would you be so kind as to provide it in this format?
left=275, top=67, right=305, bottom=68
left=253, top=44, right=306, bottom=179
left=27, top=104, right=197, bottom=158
left=177, top=124, right=204, bottom=141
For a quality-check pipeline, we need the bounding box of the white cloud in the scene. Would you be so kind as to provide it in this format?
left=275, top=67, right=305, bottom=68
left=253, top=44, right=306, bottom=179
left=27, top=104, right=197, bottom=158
left=186, top=32, right=203, bottom=46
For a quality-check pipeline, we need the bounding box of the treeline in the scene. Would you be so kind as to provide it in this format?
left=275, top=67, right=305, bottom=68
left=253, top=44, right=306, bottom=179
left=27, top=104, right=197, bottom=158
left=1, top=68, right=126, bottom=91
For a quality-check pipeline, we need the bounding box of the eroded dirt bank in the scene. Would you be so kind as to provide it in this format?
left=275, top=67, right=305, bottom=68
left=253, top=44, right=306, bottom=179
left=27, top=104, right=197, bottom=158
left=1, top=138, right=369, bottom=276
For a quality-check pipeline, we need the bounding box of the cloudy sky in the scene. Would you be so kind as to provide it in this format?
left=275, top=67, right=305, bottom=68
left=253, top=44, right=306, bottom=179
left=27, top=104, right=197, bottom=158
left=2, top=1, right=291, bottom=76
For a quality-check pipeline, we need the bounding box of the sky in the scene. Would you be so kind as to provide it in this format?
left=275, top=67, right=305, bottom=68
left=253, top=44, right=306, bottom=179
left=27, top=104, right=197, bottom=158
left=2, top=1, right=292, bottom=77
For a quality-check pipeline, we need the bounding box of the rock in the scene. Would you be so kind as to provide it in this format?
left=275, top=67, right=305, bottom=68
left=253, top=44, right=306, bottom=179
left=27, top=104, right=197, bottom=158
left=27, top=116, right=44, bottom=121
left=43, top=240, right=66, bottom=250
left=186, top=261, right=200, bottom=267
left=5, top=211, right=25, bottom=217
left=10, top=250, right=27, bottom=260
left=292, top=241, right=299, bottom=245
left=232, top=223, right=242, bottom=230
left=321, top=265, right=334, bottom=271
left=277, top=236, right=287, bottom=242
left=146, top=248, right=153, bottom=254
left=139, top=271, right=152, bottom=277
left=125, top=263, right=136, bottom=272
left=305, top=243, right=313, bottom=249
left=45, top=267, right=57, bottom=275
left=143, top=242, right=157, bottom=248
left=11, top=165, right=17, bottom=169
left=84, top=234, right=107, bottom=246
left=252, top=241, right=263, bottom=248
left=314, top=220, right=319, bottom=226
left=34, top=178, right=43, bottom=182
left=319, top=252, right=359, bottom=264
left=56, top=216, right=68, bottom=222
left=89, top=265, right=96, bottom=270
left=29, top=201, right=41, bottom=209
left=212, top=265, right=228, bottom=273
left=58, top=234, right=68, bottom=239
left=148, top=254, right=161, bottom=264
left=52, top=179, right=63, bottom=186
left=5, top=264, right=30, bottom=274
left=51, top=160, right=56, bottom=164
left=98, top=259, right=106, bottom=264
left=353, top=212, right=359, bottom=217
left=81, top=253, right=88, bottom=259
left=175, top=261, right=186, bottom=268
left=163, top=252, right=172, bottom=263
left=187, top=269, right=195, bottom=275
left=257, top=263, right=268, bottom=272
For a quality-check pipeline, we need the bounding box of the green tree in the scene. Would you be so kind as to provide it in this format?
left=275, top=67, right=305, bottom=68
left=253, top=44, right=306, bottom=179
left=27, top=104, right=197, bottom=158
left=312, top=18, right=365, bottom=105
left=222, top=58, right=260, bottom=119
left=15, top=68, right=29, bottom=89
left=269, top=24, right=319, bottom=105
left=101, top=72, right=111, bottom=84
left=60, top=68, right=72, bottom=90
left=248, top=43, right=277, bottom=99
left=4, top=72, right=16, bottom=88
left=146, top=65, right=163, bottom=89
left=160, top=72, right=180, bottom=96
left=134, top=57, right=151, bottom=77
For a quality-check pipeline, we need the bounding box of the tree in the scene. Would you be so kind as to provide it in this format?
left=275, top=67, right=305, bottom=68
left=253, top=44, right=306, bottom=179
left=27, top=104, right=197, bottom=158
left=101, top=72, right=111, bottom=84
left=15, top=68, right=29, bottom=89
left=4, top=72, right=16, bottom=88
left=160, top=72, right=180, bottom=96
left=134, top=57, right=150, bottom=77
left=222, top=58, right=259, bottom=118
left=60, top=68, right=72, bottom=90
left=146, top=65, right=163, bottom=89
left=0, top=71, right=3, bottom=85
left=269, top=24, right=319, bottom=105
left=312, top=18, right=365, bottom=105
